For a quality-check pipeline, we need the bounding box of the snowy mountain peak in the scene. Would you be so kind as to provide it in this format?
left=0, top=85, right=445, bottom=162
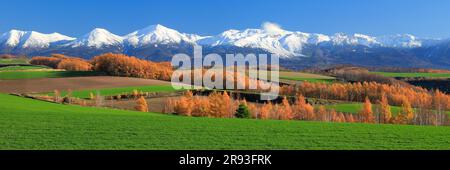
left=0, top=29, right=74, bottom=48
left=0, top=30, right=28, bottom=47
left=124, top=24, right=198, bottom=46
left=68, top=28, right=123, bottom=48
left=0, top=23, right=441, bottom=58
left=376, top=34, right=422, bottom=48
left=330, top=33, right=380, bottom=46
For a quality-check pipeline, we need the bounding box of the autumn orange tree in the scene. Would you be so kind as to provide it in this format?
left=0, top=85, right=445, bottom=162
left=292, top=94, right=315, bottom=121
left=393, top=98, right=414, bottom=124
left=173, top=91, right=194, bottom=116
left=30, top=56, right=61, bottom=68
left=91, top=53, right=173, bottom=81
left=259, top=101, right=273, bottom=120
left=359, top=97, right=375, bottom=123
left=278, top=96, right=293, bottom=120
left=30, top=54, right=92, bottom=71
left=135, top=96, right=149, bottom=112
left=208, top=91, right=234, bottom=118
left=379, top=92, right=392, bottom=124
left=57, top=58, right=92, bottom=71
left=163, top=90, right=448, bottom=126
left=0, top=54, right=15, bottom=59
left=280, top=81, right=450, bottom=111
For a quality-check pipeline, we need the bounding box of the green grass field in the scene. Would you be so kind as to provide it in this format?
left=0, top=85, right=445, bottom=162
left=325, top=103, right=402, bottom=114
left=46, top=85, right=177, bottom=98
left=0, top=71, right=101, bottom=80
left=0, top=93, right=449, bottom=149
left=280, top=76, right=335, bottom=83
left=372, top=72, right=450, bottom=78
left=0, top=58, right=28, bottom=64
left=325, top=103, right=450, bottom=115
left=279, top=71, right=335, bottom=83
left=0, top=65, right=50, bottom=71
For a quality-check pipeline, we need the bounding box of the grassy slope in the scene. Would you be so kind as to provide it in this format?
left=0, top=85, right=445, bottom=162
left=0, top=71, right=101, bottom=80
left=0, top=58, right=28, bottom=64
left=46, top=85, right=177, bottom=98
left=0, top=65, right=50, bottom=71
left=326, top=103, right=402, bottom=114
left=0, top=93, right=449, bottom=150
left=372, top=72, right=450, bottom=78
left=280, top=76, right=335, bottom=83
left=279, top=71, right=335, bottom=83
left=326, top=103, right=450, bottom=115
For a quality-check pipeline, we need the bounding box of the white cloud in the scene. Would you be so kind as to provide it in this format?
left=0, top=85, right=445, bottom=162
left=262, top=22, right=284, bottom=35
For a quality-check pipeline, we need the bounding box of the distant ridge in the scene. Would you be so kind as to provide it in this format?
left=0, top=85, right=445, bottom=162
left=1, top=23, right=449, bottom=69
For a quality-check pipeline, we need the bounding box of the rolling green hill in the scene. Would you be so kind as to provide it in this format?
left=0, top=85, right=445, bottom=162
left=279, top=71, right=336, bottom=83
left=0, top=58, right=28, bottom=64
left=0, top=93, right=449, bottom=150
left=372, top=72, right=450, bottom=78
left=325, top=103, right=450, bottom=115
left=45, top=85, right=177, bottom=98
left=0, top=65, right=50, bottom=71
left=0, top=71, right=101, bottom=80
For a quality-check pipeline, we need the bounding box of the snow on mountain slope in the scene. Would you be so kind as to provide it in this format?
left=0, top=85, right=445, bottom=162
left=329, top=33, right=380, bottom=47
left=0, top=23, right=438, bottom=58
left=376, top=34, right=422, bottom=48
left=67, top=28, right=123, bottom=48
left=198, top=22, right=330, bottom=57
left=0, top=30, right=74, bottom=48
left=198, top=27, right=298, bottom=56
left=124, top=24, right=201, bottom=47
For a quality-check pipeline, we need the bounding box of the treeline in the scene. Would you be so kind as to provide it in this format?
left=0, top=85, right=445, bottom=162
left=280, top=81, right=450, bottom=111
left=91, top=53, right=172, bottom=81
left=305, top=65, right=410, bottom=86
left=0, top=54, right=16, bottom=59
left=30, top=54, right=92, bottom=71
left=164, top=91, right=449, bottom=126
left=304, top=65, right=450, bottom=74
left=29, top=53, right=173, bottom=81
left=369, top=66, right=450, bottom=73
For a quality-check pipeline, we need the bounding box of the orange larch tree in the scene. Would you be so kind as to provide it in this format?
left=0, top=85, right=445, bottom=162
left=379, top=92, right=392, bottom=124
left=135, top=96, right=149, bottom=112
left=360, top=97, right=375, bottom=123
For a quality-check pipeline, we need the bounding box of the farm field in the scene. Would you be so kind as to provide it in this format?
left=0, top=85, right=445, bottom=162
left=325, top=103, right=401, bottom=114
left=0, top=76, right=171, bottom=94
left=0, top=58, right=28, bottom=64
left=0, top=93, right=449, bottom=150
left=280, top=76, right=335, bottom=83
left=279, top=71, right=335, bottom=83
left=46, top=85, right=177, bottom=98
left=0, top=70, right=101, bottom=80
left=0, top=65, right=51, bottom=71
left=325, top=103, right=450, bottom=115
left=372, top=72, right=450, bottom=78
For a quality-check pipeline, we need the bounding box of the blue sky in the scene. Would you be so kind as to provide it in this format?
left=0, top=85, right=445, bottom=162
left=1, top=0, right=449, bottom=38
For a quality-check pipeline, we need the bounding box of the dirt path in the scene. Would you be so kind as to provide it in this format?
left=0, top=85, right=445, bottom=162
left=0, top=76, right=170, bottom=94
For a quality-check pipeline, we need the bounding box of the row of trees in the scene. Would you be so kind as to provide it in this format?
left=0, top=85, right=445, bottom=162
left=29, top=53, right=173, bottom=81
left=163, top=91, right=449, bottom=126
left=164, top=91, right=238, bottom=118
left=370, top=67, right=450, bottom=74
left=91, top=53, right=172, bottom=81
left=30, top=54, right=92, bottom=71
left=0, top=54, right=16, bottom=59
left=280, top=81, right=450, bottom=111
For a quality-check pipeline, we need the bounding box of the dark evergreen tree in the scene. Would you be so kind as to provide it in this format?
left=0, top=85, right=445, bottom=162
left=235, top=104, right=250, bottom=118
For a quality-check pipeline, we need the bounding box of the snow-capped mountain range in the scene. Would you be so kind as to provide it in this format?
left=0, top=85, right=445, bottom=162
left=1, top=23, right=449, bottom=69
left=0, top=29, right=75, bottom=49
left=0, top=23, right=439, bottom=57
